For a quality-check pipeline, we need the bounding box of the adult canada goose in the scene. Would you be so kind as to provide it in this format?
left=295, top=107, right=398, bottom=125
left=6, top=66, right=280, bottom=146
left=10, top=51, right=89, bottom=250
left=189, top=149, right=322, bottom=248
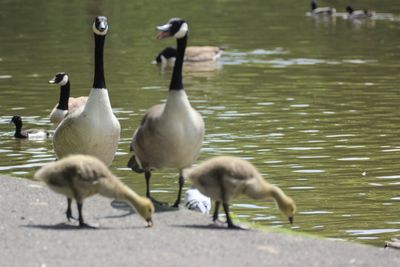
left=48, top=72, right=87, bottom=126
left=34, top=154, right=154, bottom=228
left=10, top=115, right=49, bottom=139
left=155, top=46, right=224, bottom=66
left=185, top=156, right=296, bottom=229
left=53, top=16, right=121, bottom=166
left=127, top=18, right=205, bottom=207
left=346, top=5, right=375, bottom=19
left=310, top=0, right=336, bottom=16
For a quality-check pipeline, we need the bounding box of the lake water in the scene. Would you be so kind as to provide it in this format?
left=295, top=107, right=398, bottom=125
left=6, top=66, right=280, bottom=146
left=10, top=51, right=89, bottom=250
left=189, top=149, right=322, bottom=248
left=1, top=0, right=400, bottom=246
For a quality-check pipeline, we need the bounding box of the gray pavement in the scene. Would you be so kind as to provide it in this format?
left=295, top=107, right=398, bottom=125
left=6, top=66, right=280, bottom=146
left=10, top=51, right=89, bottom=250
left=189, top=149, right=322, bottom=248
left=1, top=175, right=399, bottom=267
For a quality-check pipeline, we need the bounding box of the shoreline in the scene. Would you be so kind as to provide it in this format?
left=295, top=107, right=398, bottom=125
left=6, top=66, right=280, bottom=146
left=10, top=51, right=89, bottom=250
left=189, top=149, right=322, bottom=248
left=0, top=175, right=399, bottom=267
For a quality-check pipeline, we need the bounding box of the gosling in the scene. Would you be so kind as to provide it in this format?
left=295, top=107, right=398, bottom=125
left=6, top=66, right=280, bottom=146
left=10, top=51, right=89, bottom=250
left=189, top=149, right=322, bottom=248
left=34, top=154, right=154, bottom=228
left=185, top=156, right=296, bottom=229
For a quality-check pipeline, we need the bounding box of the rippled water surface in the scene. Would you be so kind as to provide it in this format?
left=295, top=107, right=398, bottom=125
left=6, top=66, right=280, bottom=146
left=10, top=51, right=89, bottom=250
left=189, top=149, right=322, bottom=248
left=1, top=0, right=400, bottom=246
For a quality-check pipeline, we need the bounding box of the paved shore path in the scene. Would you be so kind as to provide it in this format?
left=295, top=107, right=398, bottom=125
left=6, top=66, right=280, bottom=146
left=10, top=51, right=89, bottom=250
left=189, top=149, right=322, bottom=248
left=1, top=175, right=399, bottom=267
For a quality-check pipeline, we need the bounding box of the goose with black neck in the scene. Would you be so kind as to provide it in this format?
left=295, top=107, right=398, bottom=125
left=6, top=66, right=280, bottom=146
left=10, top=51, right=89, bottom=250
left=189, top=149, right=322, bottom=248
left=53, top=16, right=120, bottom=166
left=127, top=18, right=205, bottom=207
left=48, top=72, right=87, bottom=127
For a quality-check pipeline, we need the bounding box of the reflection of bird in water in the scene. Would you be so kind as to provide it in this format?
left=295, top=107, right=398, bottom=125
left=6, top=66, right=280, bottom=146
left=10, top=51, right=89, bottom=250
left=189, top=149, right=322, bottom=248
left=310, top=0, right=336, bottom=16
left=185, top=187, right=211, bottom=214
left=155, top=46, right=224, bottom=67
left=346, top=5, right=376, bottom=20
left=385, top=238, right=400, bottom=249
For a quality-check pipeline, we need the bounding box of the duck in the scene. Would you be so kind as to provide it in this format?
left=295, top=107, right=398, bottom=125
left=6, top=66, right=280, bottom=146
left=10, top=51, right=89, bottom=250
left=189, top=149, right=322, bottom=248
left=155, top=46, right=224, bottom=66
left=127, top=18, right=205, bottom=207
left=10, top=115, right=49, bottom=139
left=346, top=5, right=375, bottom=19
left=53, top=16, right=121, bottom=166
left=310, top=0, right=336, bottom=16
left=34, top=154, right=154, bottom=228
left=184, top=156, right=296, bottom=229
left=48, top=72, right=87, bottom=126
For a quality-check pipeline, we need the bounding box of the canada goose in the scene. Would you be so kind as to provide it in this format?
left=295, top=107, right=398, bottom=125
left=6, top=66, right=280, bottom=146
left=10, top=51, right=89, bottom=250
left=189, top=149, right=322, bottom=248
left=346, top=5, right=375, bottom=19
left=185, top=156, right=296, bottom=229
left=311, top=0, right=336, bottom=16
left=53, top=16, right=121, bottom=166
left=48, top=72, right=87, bottom=126
left=127, top=18, right=205, bottom=207
left=10, top=115, right=49, bottom=139
left=155, top=46, right=224, bottom=66
left=34, top=154, right=154, bottom=227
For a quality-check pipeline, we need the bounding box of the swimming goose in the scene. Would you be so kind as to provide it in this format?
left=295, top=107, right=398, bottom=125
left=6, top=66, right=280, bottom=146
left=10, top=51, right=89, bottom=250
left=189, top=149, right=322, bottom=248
left=53, top=16, right=121, bottom=166
left=10, top=115, right=49, bottom=139
left=184, top=156, right=296, bottom=229
left=156, top=46, right=224, bottom=66
left=127, top=18, right=205, bottom=207
left=311, top=0, right=336, bottom=16
left=34, top=154, right=154, bottom=227
left=48, top=72, right=87, bottom=126
left=346, top=5, right=375, bottom=19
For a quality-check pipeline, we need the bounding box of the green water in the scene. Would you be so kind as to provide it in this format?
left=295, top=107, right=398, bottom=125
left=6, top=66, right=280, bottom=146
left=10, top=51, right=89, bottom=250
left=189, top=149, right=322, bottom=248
left=1, top=0, right=400, bottom=246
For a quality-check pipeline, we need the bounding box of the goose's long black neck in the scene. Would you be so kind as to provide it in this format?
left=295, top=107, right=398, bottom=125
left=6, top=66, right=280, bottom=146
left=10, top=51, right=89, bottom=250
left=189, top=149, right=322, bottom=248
left=169, top=35, right=187, bottom=91
left=57, top=81, right=70, bottom=110
left=93, top=34, right=106, bottom=89
left=14, top=124, right=26, bottom=138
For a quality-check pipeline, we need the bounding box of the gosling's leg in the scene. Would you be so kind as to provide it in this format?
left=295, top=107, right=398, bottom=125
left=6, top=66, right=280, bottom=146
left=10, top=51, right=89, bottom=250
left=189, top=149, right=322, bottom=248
left=212, top=201, right=221, bottom=222
left=65, top=198, right=75, bottom=221
left=223, top=203, right=245, bottom=230
left=145, top=171, right=167, bottom=206
left=76, top=201, right=95, bottom=228
left=172, top=172, right=184, bottom=208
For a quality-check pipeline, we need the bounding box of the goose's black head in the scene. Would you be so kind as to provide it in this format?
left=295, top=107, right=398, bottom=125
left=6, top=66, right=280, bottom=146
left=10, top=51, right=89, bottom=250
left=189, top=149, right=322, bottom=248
left=11, top=115, right=22, bottom=127
left=48, top=72, right=69, bottom=86
left=346, top=6, right=354, bottom=14
left=311, top=0, right=317, bottom=11
left=155, top=47, right=177, bottom=63
left=93, top=16, right=108, bottom=36
left=156, top=18, right=188, bottom=40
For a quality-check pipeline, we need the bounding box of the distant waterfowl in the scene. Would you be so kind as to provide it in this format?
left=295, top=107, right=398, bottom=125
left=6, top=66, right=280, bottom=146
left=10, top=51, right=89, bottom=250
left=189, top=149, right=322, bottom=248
left=53, top=16, right=121, bottom=166
left=310, top=0, right=336, bottom=16
left=185, top=156, right=296, bottom=229
left=155, top=46, right=224, bottom=66
left=346, top=5, right=375, bottom=19
left=48, top=72, right=87, bottom=126
left=127, top=18, right=205, bottom=207
left=10, top=115, right=49, bottom=139
left=34, top=154, right=154, bottom=227
left=185, top=187, right=211, bottom=214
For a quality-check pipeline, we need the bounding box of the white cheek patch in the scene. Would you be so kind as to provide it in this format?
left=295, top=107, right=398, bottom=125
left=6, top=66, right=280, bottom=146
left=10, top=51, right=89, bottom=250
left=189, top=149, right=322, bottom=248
left=92, top=23, right=108, bottom=35
left=174, top=23, right=188, bottom=39
left=59, top=75, right=69, bottom=86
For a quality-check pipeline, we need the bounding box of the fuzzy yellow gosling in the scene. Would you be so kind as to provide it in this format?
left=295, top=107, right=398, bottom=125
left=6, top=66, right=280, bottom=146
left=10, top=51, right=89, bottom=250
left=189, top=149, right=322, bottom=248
left=34, top=154, right=154, bottom=228
left=185, top=156, right=296, bottom=229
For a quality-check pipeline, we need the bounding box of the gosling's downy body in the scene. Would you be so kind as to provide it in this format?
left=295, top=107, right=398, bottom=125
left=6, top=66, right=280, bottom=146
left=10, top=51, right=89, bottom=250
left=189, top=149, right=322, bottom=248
left=10, top=115, right=49, bottom=139
left=34, top=154, right=154, bottom=227
left=185, top=156, right=296, bottom=229
left=48, top=72, right=87, bottom=126
left=156, top=46, right=224, bottom=66
left=128, top=18, right=205, bottom=207
left=53, top=16, right=120, bottom=166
